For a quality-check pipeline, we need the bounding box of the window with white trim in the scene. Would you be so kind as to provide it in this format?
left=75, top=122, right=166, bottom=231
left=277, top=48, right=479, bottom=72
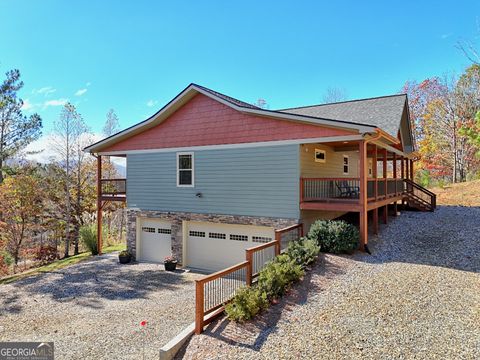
left=177, top=152, right=194, bottom=187
left=343, top=155, right=349, bottom=175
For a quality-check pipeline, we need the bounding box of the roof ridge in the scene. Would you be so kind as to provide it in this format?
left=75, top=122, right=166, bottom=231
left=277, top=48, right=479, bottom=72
left=278, top=93, right=407, bottom=111
left=191, top=83, right=261, bottom=109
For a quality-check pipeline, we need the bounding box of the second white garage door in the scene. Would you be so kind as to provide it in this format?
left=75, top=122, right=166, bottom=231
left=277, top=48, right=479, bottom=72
left=186, top=221, right=275, bottom=272
left=138, top=218, right=172, bottom=263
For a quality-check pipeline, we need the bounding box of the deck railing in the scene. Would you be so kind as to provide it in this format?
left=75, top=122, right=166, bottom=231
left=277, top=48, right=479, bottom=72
left=195, top=223, right=303, bottom=334
left=100, top=179, right=126, bottom=196
left=301, top=177, right=360, bottom=201
left=404, top=179, right=437, bottom=209
left=275, top=223, right=304, bottom=251
left=301, top=177, right=405, bottom=203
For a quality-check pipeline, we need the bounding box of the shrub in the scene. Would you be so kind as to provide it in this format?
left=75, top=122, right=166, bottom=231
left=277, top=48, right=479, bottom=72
left=80, top=225, right=99, bottom=255
left=225, top=287, right=268, bottom=322
left=257, top=254, right=304, bottom=300
left=308, top=220, right=359, bottom=254
left=286, top=238, right=320, bottom=268
left=0, top=251, right=13, bottom=267
left=34, top=246, right=58, bottom=265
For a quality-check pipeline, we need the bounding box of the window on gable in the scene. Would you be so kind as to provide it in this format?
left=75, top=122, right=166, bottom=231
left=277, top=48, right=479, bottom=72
left=315, top=149, right=326, bottom=163
left=343, top=155, right=349, bottom=175
left=177, top=152, right=194, bottom=187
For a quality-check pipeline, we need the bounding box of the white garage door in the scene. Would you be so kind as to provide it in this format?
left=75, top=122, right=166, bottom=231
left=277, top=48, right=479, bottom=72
left=138, top=218, right=172, bottom=263
left=186, top=222, right=275, bottom=272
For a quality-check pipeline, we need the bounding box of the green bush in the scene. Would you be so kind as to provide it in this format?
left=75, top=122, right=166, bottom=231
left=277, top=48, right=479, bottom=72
left=257, top=254, right=304, bottom=300
left=80, top=225, right=99, bottom=255
left=308, top=220, right=359, bottom=254
left=224, top=287, right=268, bottom=322
left=0, top=251, right=14, bottom=266
left=286, top=237, right=320, bottom=268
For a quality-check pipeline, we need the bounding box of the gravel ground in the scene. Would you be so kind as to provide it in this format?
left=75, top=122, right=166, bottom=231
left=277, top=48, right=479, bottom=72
left=178, top=206, right=480, bottom=359
left=0, top=253, right=202, bottom=359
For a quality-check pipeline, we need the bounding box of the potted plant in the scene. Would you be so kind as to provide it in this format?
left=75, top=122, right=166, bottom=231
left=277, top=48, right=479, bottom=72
left=164, top=255, right=177, bottom=271
left=118, top=250, right=132, bottom=264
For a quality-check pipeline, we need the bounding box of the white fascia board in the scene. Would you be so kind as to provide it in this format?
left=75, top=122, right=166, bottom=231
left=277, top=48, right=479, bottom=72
left=97, top=135, right=365, bottom=156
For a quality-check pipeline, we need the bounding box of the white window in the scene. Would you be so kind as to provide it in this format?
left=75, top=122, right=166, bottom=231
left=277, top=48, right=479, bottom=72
left=315, top=149, right=326, bottom=163
left=177, top=152, right=194, bottom=187
left=343, top=155, right=349, bottom=174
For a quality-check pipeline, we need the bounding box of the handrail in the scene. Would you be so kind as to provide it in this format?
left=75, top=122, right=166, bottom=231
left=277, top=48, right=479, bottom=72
left=404, top=179, right=436, bottom=197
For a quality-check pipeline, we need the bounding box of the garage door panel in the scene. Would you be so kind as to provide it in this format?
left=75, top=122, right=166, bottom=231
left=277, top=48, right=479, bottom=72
left=186, top=222, right=274, bottom=272
left=139, top=219, right=172, bottom=263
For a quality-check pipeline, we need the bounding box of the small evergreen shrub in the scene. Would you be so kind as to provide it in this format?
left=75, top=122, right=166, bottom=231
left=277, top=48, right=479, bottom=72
left=224, top=287, right=268, bottom=322
left=257, top=254, right=304, bottom=300
left=286, top=237, right=320, bottom=267
left=308, top=220, right=359, bottom=254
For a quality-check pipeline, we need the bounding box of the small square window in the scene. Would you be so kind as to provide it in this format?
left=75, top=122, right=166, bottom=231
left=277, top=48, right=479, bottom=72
left=315, top=149, right=326, bottom=163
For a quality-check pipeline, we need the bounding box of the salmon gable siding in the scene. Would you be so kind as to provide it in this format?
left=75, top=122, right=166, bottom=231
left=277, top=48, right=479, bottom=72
left=102, top=94, right=356, bottom=152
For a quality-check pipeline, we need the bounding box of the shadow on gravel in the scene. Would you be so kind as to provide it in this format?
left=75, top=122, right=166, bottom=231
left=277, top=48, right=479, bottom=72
left=1, top=255, right=193, bottom=314
left=356, top=205, right=480, bottom=274
left=175, top=256, right=347, bottom=357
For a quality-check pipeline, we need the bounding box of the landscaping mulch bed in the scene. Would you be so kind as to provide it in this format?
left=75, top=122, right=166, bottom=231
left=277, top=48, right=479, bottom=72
left=178, top=206, right=480, bottom=359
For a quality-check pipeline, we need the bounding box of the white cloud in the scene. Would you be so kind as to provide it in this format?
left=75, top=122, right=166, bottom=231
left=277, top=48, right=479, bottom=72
left=75, top=88, right=88, bottom=96
left=33, top=86, right=56, bottom=96
left=146, top=99, right=158, bottom=107
left=22, top=99, right=34, bottom=111
left=43, top=98, right=69, bottom=108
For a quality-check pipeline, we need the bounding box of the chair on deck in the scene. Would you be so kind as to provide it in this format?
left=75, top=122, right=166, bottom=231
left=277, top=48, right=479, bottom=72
left=336, top=180, right=360, bottom=198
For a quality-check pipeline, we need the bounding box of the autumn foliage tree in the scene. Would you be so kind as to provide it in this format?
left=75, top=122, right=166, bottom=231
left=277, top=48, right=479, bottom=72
left=0, top=174, right=45, bottom=270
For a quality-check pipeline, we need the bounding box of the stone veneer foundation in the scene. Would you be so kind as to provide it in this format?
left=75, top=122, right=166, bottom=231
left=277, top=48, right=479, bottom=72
left=127, top=208, right=299, bottom=263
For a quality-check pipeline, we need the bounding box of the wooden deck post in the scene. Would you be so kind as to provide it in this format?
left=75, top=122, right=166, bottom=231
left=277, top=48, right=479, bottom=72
left=195, top=280, right=204, bottom=335
left=406, top=158, right=410, bottom=181
left=373, top=145, right=378, bottom=200
left=372, top=144, right=378, bottom=235
left=401, top=156, right=405, bottom=179
left=245, top=250, right=253, bottom=286
left=96, top=155, right=103, bottom=255
left=410, top=159, right=414, bottom=181
left=383, top=149, right=387, bottom=198
left=274, top=232, right=281, bottom=256
left=359, top=140, right=368, bottom=251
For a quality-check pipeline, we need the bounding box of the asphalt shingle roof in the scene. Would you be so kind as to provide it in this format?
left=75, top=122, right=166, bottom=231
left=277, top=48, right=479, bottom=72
left=279, top=94, right=407, bottom=138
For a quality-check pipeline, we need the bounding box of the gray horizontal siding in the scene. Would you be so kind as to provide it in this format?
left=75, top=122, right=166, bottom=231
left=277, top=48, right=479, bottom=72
left=126, top=145, right=300, bottom=219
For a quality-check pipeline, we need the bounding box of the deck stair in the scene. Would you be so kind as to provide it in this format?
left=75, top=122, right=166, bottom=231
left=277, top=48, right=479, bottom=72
left=404, top=179, right=436, bottom=212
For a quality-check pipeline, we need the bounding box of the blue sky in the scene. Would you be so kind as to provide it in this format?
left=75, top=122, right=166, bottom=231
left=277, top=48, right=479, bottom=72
left=0, top=0, right=478, bottom=142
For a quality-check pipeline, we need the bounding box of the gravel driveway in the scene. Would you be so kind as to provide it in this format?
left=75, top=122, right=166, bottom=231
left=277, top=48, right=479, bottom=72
left=0, top=253, right=202, bottom=359
left=178, top=206, right=480, bottom=359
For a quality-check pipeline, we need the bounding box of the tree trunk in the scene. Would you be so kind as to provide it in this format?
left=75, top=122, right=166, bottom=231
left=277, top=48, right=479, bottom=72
left=0, top=158, right=3, bottom=184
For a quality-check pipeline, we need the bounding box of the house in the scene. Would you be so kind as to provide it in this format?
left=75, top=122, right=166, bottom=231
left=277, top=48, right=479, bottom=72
left=84, top=84, right=435, bottom=272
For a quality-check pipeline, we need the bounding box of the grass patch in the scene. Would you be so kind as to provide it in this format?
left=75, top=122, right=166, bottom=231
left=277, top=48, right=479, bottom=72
left=430, top=179, right=480, bottom=206
left=0, top=243, right=125, bottom=285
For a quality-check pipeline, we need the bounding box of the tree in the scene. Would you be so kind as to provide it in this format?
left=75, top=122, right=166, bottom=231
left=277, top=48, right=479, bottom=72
left=456, top=21, right=479, bottom=65
left=253, top=99, right=269, bottom=109
left=103, top=109, right=120, bottom=137
left=0, top=174, right=45, bottom=270
left=0, top=69, right=42, bottom=183
left=51, top=103, right=84, bottom=257
left=322, top=87, right=348, bottom=104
